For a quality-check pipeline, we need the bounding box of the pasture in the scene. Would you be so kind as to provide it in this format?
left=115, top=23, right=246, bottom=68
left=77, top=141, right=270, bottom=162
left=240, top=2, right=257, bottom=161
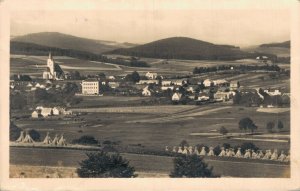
left=10, top=147, right=290, bottom=178
left=13, top=104, right=290, bottom=153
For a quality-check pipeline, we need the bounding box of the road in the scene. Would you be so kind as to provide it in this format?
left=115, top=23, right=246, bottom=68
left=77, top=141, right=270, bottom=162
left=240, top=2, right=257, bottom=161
left=10, top=147, right=290, bottom=177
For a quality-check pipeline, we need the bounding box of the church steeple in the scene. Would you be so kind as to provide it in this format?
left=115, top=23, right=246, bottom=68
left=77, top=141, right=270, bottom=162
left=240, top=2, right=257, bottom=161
left=48, top=52, right=52, bottom=59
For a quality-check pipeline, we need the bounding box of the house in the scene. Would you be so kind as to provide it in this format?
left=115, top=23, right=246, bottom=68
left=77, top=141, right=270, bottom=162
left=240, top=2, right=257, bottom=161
left=161, top=80, right=172, bottom=86
left=172, top=92, right=182, bottom=101
left=108, top=82, right=120, bottom=89
left=264, top=89, right=282, bottom=96
left=81, top=79, right=100, bottom=95
left=145, top=72, right=157, bottom=80
left=171, top=79, right=187, bottom=86
left=35, top=83, right=41, bottom=88
left=214, top=91, right=232, bottom=101
left=161, top=86, right=174, bottom=91
left=31, top=111, right=40, bottom=118
left=230, top=81, right=240, bottom=91
left=213, top=79, right=229, bottom=86
left=197, top=92, right=210, bottom=101
left=142, top=86, right=153, bottom=96
left=108, top=76, right=116, bottom=80
left=41, top=108, right=53, bottom=117
left=137, top=80, right=159, bottom=85
left=186, top=85, right=198, bottom=93
left=203, top=79, right=212, bottom=87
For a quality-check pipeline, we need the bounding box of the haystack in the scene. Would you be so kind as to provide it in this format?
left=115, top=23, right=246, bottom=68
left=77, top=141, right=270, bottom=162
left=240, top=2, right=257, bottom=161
left=235, top=148, right=243, bottom=158
left=16, top=131, right=25, bottom=142
left=218, top=147, right=226, bottom=157
left=23, top=132, right=35, bottom=143
left=278, top=151, right=286, bottom=161
left=57, top=134, right=67, bottom=146
left=207, top=147, right=215, bottom=156
left=43, top=132, right=52, bottom=144
left=199, top=147, right=207, bottom=156
left=270, top=149, right=278, bottom=160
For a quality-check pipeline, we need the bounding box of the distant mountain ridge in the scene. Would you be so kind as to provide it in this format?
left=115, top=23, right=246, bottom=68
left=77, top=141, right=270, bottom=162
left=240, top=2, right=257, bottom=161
left=259, top=41, right=290, bottom=48
left=107, top=37, right=249, bottom=60
left=11, top=32, right=137, bottom=54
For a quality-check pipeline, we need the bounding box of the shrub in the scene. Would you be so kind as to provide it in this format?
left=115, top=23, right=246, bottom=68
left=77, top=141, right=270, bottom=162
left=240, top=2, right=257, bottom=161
left=77, top=151, right=136, bottom=178
left=10, top=121, right=22, bottom=141
left=219, top=126, right=228, bottom=135
left=72, top=135, right=98, bottom=145
left=240, top=142, right=259, bottom=154
left=28, top=129, right=41, bottom=141
left=266, top=121, right=275, bottom=133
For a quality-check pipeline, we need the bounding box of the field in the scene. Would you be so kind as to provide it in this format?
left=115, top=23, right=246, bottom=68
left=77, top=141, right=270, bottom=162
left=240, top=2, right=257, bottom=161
left=10, top=53, right=290, bottom=178
left=13, top=104, right=290, bottom=152
left=10, top=147, right=290, bottom=178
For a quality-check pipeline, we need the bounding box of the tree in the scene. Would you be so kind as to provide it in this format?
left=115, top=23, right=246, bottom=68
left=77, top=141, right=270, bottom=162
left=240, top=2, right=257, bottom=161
left=266, top=121, right=275, bottom=133
left=170, top=154, right=217, bottom=177
left=28, top=129, right=41, bottom=141
left=77, top=151, right=136, bottom=178
left=124, top=71, right=140, bottom=83
left=219, top=126, right=228, bottom=135
left=240, top=142, right=259, bottom=154
left=238, top=117, right=258, bottom=134
left=10, top=121, right=22, bottom=141
left=277, top=120, right=284, bottom=131
left=179, top=140, right=189, bottom=148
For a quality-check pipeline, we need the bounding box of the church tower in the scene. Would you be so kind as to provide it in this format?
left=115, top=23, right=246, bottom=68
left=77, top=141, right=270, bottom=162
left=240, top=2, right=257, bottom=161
left=47, top=52, right=55, bottom=76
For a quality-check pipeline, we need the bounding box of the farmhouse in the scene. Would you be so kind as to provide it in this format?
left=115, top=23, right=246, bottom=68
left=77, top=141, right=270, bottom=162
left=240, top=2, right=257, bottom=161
left=230, top=81, right=240, bottom=91
left=145, top=72, right=157, bottom=80
left=186, top=85, right=198, bottom=93
left=214, top=91, right=232, bottom=101
left=171, top=79, right=187, bottom=86
left=42, top=52, right=65, bottom=80
left=108, top=82, right=120, bottom=89
left=203, top=79, right=212, bottom=87
left=161, top=80, right=172, bottom=86
left=264, top=89, right=282, bottom=96
left=198, top=92, right=210, bottom=101
left=213, top=79, right=229, bottom=86
left=142, top=86, right=153, bottom=96
left=31, top=111, right=40, bottom=118
left=81, top=79, right=100, bottom=95
left=172, top=92, right=182, bottom=101
left=137, top=80, right=159, bottom=85
left=41, top=108, right=53, bottom=117
left=161, top=86, right=174, bottom=91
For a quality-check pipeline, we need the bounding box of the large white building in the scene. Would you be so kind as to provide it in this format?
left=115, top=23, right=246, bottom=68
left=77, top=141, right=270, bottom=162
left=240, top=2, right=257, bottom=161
left=42, top=52, right=64, bottom=80
left=81, top=79, right=100, bottom=95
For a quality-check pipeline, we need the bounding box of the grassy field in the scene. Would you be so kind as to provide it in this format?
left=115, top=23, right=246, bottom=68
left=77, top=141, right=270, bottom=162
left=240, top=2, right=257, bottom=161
left=13, top=104, right=290, bottom=152
left=10, top=147, right=290, bottom=178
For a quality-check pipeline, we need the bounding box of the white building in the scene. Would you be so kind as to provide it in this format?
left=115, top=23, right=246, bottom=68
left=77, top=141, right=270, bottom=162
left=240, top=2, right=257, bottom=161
left=137, top=80, right=159, bottom=85
left=145, top=72, right=157, bottom=80
left=41, top=108, right=53, bottom=117
left=203, top=79, right=212, bottom=87
left=81, top=79, right=100, bottom=95
left=42, top=52, right=64, bottom=80
left=172, top=92, right=182, bottom=101
left=264, top=89, right=282, bottom=96
left=142, top=86, right=152, bottom=96
left=31, top=111, right=39, bottom=118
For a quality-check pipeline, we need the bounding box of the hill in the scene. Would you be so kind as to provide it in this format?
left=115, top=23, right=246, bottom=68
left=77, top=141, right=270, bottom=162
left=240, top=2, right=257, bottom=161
left=107, top=37, right=250, bottom=60
left=10, top=41, right=149, bottom=67
left=242, top=41, right=290, bottom=58
left=260, top=41, right=290, bottom=48
left=11, top=32, right=137, bottom=54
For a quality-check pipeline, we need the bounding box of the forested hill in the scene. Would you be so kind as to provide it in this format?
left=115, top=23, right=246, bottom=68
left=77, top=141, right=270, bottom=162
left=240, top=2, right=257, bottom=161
left=11, top=32, right=137, bottom=54
left=10, top=41, right=149, bottom=67
left=107, top=37, right=251, bottom=61
left=259, top=41, right=290, bottom=48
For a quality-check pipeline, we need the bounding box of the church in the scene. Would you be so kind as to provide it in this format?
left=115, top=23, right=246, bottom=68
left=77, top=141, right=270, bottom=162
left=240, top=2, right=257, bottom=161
left=42, top=53, right=64, bottom=80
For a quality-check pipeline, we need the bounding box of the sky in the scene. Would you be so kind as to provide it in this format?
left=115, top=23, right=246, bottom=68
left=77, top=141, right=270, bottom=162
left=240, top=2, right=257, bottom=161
left=8, top=0, right=292, bottom=47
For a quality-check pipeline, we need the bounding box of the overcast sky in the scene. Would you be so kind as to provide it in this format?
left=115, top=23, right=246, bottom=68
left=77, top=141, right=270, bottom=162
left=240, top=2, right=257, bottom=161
left=9, top=0, right=292, bottom=47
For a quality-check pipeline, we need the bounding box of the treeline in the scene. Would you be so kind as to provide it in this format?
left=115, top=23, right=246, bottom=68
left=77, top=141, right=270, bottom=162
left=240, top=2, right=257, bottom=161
left=193, top=64, right=281, bottom=74
left=10, top=41, right=149, bottom=67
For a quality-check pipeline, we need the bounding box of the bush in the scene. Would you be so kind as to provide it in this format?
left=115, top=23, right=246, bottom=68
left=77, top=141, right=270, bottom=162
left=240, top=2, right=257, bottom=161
left=72, top=135, right=98, bottom=145
left=213, top=145, right=221, bottom=156
left=219, top=126, right=228, bottom=135
left=179, top=140, right=189, bottom=148
left=28, top=129, right=40, bottom=141
left=277, top=120, right=284, bottom=131
left=240, top=142, right=259, bottom=154
left=10, top=121, right=22, bottom=141
left=77, top=151, right=136, bottom=178
left=266, top=121, right=275, bottom=133
left=170, top=154, right=217, bottom=177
